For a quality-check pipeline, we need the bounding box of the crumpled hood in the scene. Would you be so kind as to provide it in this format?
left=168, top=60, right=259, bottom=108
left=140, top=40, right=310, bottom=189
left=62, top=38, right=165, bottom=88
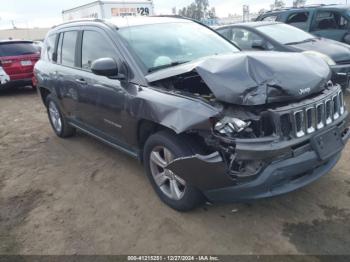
left=146, top=52, right=331, bottom=106
left=288, top=38, right=350, bottom=63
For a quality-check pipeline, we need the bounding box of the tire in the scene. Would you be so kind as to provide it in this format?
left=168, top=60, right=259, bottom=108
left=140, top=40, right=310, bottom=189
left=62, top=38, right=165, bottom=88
left=143, top=130, right=205, bottom=211
left=45, top=94, right=76, bottom=138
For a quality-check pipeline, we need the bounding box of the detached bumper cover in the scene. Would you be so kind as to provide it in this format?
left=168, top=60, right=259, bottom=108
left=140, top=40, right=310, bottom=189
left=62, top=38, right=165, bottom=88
left=167, top=118, right=350, bottom=203
left=204, top=151, right=341, bottom=202
left=331, top=64, right=350, bottom=89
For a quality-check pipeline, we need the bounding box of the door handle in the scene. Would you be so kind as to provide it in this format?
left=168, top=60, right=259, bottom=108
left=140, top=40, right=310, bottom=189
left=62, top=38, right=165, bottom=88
left=75, top=78, right=87, bottom=84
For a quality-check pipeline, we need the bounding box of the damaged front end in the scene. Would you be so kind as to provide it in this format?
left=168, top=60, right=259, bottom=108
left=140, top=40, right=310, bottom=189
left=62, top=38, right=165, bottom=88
left=146, top=52, right=350, bottom=202
left=167, top=84, right=350, bottom=202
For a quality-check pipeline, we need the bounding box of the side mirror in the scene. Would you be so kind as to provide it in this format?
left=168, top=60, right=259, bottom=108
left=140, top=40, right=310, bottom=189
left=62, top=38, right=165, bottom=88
left=252, top=39, right=266, bottom=50
left=344, top=34, right=350, bottom=45
left=91, top=58, right=125, bottom=79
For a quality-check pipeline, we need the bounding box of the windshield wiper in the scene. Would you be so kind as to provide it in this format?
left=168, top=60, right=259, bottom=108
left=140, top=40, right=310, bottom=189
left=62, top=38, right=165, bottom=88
left=148, top=60, right=190, bottom=73
left=285, top=38, right=316, bottom=45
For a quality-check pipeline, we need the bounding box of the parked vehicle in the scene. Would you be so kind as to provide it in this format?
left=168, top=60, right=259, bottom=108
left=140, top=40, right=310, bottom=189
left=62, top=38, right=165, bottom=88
left=216, top=22, right=350, bottom=91
left=35, top=17, right=350, bottom=211
left=0, top=66, right=10, bottom=85
left=33, top=40, right=44, bottom=53
left=0, top=40, right=40, bottom=88
left=256, top=4, right=350, bottom=44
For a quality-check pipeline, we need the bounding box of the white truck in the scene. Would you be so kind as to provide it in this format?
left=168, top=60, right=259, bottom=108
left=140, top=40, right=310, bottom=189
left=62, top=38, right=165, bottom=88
left=62, top=0, right=154, bottom=21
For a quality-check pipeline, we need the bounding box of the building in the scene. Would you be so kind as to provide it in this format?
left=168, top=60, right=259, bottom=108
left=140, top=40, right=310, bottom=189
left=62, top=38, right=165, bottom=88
left=0, top=28, right=50, bottom=41
left=62, top=0, right=154, bottom=21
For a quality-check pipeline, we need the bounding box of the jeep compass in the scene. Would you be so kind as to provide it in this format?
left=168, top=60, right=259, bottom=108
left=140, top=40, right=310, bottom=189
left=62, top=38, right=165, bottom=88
left=35, top=17, right=350, bottom=211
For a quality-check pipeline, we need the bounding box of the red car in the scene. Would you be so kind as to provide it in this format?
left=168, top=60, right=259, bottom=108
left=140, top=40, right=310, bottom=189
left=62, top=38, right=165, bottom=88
left=0, top=40, right=40, bottom=88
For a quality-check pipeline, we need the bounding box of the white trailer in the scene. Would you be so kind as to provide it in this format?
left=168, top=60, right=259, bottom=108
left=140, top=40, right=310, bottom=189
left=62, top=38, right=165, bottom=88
left=62, top=0, right=154, bottom=21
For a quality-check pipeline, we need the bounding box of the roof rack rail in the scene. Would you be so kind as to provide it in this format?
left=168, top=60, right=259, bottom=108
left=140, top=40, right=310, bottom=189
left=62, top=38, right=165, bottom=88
left=264, top=3, right=341, bottom=13
left=151, top=15, right=185, bottom=18
left=51, top=18, right=104, bottom=29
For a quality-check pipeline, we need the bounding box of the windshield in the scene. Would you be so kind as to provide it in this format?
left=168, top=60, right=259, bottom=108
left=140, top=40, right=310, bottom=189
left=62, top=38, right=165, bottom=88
left=256, top=23, right=315, bottom=45
left=118, top=22, right=239, bottom=72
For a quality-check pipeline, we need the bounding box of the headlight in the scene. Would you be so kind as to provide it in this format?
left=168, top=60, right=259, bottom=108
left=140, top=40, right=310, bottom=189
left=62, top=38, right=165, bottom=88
left=214, top=117, right=250, bottom=134
left=303, top=51, right=336, bottom=66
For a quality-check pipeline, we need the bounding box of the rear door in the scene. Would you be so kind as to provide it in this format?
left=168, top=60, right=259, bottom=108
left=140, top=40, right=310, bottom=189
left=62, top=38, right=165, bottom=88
left=310, top=10, right=350, bottom=42
left=0, top=42, right=40, bottom=80
left=54, top=30, right=82, bottom=120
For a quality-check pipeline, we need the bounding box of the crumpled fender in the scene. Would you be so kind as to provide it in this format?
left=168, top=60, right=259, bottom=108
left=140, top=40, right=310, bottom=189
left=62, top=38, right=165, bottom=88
left=166, top=152, right=235, bottom=191
left=146, top=52, right=331, bottom=106
left=128, top=87, right=222, bottom=134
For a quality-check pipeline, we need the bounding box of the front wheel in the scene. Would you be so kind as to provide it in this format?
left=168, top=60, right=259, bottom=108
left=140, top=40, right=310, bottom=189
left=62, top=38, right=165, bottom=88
left=143, top=131, right=205, bottom=211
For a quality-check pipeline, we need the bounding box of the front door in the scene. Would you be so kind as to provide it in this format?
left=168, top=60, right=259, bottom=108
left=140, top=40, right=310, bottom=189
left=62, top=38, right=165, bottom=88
left=75, top=29, right=128, bottom=146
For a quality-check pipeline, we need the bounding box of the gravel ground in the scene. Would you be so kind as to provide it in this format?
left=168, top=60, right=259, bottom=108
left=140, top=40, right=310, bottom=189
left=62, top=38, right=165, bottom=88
left=0, top=87, right=350, bottom=255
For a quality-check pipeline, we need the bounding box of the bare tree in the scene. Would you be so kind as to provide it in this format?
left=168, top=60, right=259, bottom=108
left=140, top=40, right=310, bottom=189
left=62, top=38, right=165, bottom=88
left=208, top=7, right=217, bottom=19
left=178, top=0, right=211, bottom=20
left=258, top=9, right=268, bottom=15
left=271, top=0, right=286, bottom=10
left=293, top=0, right=307, bottom=7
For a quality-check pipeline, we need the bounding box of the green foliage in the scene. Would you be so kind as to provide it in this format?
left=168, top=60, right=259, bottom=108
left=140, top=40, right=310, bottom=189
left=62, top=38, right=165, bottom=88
left=178, top=0, right=216, bottom=20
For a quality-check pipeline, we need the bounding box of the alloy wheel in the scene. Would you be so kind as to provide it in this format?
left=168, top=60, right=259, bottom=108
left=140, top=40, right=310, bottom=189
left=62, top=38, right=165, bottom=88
left=149, top=146, right=186, bottom=200
left=48, top=101, right=62, bottom=133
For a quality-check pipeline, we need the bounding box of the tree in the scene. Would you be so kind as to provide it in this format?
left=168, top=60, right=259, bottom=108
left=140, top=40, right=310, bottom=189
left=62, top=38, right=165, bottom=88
left=258, top=8, right=268, bottom=15
left=293, top=0, right=307, bottom=7
left=208, top=7, right=217, bottom=19
left=271, top=0, right=286, bottom=10
left=178, top=0, right=212, bottom=20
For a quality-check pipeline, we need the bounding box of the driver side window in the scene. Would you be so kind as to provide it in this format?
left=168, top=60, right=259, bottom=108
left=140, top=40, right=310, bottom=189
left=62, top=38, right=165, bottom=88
left=286, top=12, right=310, bottom=30
left=81, top=30, right=117, bottom=70
left=231, top=28, right=271, bottom=51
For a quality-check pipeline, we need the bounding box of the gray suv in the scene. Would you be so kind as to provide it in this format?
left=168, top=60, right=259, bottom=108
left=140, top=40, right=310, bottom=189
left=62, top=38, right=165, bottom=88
left=256, top=4, right=350, bottom=44
left=35, top=17, right=350, bottom=211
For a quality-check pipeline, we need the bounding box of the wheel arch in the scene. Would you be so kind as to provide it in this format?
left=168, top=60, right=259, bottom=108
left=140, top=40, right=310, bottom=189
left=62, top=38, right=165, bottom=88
left=38, top=86, right=51, bottom=106
left=136, top=119, right=210, bottom=162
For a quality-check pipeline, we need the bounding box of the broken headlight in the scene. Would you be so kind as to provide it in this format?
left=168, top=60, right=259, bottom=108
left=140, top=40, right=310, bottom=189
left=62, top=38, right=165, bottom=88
left=214, top=117, right=251, bottom=135
left=303, top=51, right=336, bottom=66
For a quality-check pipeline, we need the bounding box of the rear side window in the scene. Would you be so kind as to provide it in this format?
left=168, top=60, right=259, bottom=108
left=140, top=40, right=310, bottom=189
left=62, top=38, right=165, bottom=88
left=81, top=31, right=116, bottom=70
left=0, top=42, right=38, bottom=57
left=286, top=12, right=310, bottom=29
left=59, top=31, right=78, bottom=67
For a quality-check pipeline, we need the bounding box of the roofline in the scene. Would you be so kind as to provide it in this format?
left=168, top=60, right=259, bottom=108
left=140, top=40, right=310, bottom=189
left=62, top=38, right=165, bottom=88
left=62, top=1, right=101, bottom=14
left=262, top=4, right=345, bottom=14
left=52, top=16, right=197, bottom=30
left=51, top=18, right=106, bottom=29
left=62, top=0, right=154, bottom=14
left=215, top=21, right=282, bottom=29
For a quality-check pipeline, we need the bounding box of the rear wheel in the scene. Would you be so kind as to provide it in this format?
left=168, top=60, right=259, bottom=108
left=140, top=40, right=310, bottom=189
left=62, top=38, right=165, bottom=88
left=46, top=95, right=76, bottom=138
left=144, top=131, right=205, bottom=211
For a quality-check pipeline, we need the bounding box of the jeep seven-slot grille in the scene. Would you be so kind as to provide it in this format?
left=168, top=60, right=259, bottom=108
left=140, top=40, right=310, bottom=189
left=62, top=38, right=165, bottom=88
left=273, top=88, right=345, bottom=139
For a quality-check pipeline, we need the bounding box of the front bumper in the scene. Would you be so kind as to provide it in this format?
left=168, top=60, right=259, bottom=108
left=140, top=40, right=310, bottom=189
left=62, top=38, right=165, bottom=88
left=167, top=115, right=350, bottom=203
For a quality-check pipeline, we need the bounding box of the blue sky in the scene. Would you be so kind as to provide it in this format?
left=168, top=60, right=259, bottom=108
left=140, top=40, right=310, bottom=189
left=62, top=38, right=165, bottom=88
left=0, top=0, right=347, bottom=29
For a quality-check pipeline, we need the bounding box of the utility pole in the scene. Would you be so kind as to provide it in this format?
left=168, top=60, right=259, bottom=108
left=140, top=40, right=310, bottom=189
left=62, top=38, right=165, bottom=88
left=243, top=5, right=250, bottom=22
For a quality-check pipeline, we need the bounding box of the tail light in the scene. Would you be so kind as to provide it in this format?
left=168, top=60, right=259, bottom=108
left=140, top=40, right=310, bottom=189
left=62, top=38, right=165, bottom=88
left=32, top=75, right=38, bottom=87
left=0, top=60, right=13, bottom=67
